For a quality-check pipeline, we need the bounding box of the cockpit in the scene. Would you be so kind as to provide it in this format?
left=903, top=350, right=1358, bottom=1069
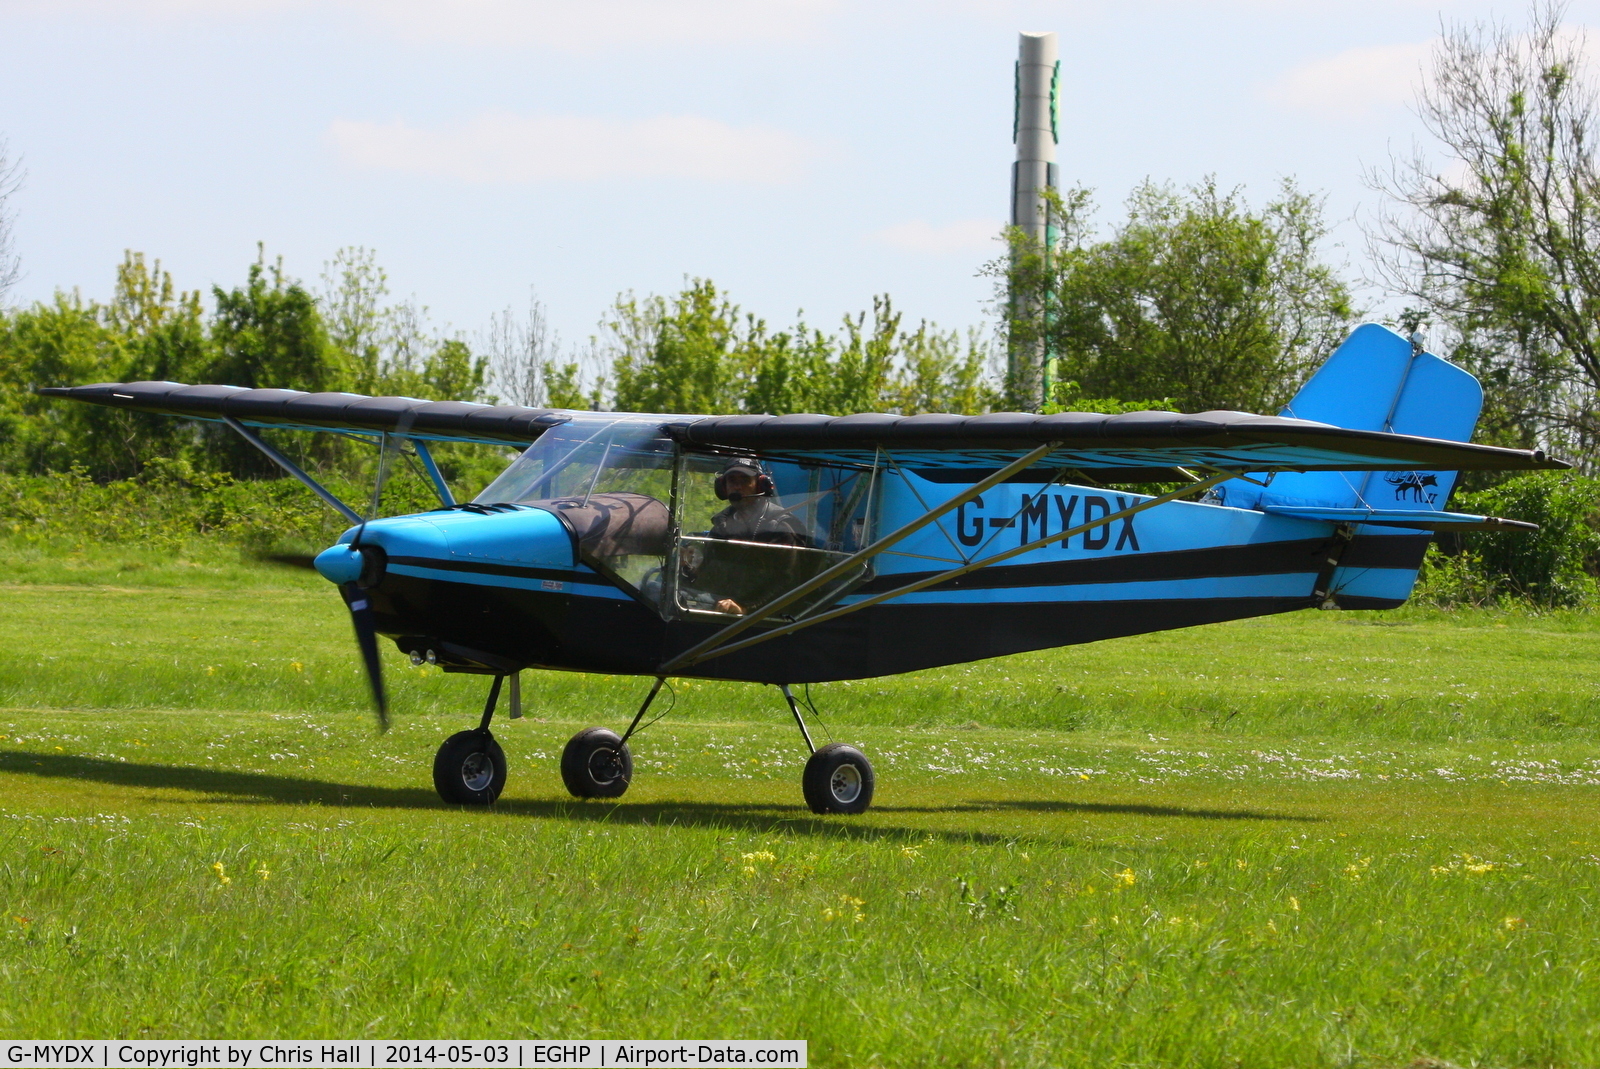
left=473, top=415, right=877, bottom=621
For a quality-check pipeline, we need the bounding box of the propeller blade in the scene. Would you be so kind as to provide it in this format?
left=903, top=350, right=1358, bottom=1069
left=259, top=553, right=317, bottom=570
left=342, top=581, right=389, bottom=732
left=353, top=407, right=417, bottom=549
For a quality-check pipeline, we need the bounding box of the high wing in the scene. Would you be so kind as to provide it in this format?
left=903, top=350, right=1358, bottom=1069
left=37, top=381, right=567, bottom=445
left=39, top=380, right=1565, bottom=474
left=666, top=411, right=1565, bottom=474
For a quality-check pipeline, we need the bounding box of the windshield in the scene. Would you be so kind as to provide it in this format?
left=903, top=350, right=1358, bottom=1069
left=476, top=415, right=675, bottom=598
left=476, top=415, right=672, bottom=506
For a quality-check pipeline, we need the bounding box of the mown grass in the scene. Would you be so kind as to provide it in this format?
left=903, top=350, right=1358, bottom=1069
left=3, top=536, right=1600, bottom=1066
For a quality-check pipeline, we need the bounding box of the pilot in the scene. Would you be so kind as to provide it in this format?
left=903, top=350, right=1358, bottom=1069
left=709, top=460, right=808, bottom=546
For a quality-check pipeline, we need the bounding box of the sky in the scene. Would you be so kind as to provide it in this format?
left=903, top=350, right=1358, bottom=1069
left=3, top=0, right=1597, bottom=356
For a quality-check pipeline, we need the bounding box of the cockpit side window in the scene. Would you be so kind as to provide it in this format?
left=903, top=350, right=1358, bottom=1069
left=668, top=452, right=877, bottom=621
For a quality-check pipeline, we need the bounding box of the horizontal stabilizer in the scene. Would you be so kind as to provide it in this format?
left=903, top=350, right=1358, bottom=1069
left=1260, top=505, right=1538, bottom=533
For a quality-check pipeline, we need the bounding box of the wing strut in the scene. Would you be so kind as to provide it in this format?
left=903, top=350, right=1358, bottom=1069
left=671, top=468, right=1236, bottom=670
left=413, top=439, right=456, bottom=506
left=658, top=442, right=1060, bottom=674
left=223, top=416, right=363, bottom=524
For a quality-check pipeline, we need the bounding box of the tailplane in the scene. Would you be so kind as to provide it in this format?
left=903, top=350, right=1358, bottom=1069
left=1205, top=323, right=1488, bottom=607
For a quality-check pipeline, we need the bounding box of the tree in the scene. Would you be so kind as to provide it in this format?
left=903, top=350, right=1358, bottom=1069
left=1370, top=1, right=1600, bottom=462
left=485, top=288, right=582, bottom=409
left=608, top=280, right=748, bottom=414
left=319, top=246, right=389, bottom=394
left=0, top=137, right=21, bottom=304
left=993, top=178, right=1356, bottom=415
left=603, top=281, right=998, bottom=417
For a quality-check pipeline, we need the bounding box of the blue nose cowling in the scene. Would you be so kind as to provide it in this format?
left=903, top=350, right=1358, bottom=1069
left=314, top=544, right=367, bottom=585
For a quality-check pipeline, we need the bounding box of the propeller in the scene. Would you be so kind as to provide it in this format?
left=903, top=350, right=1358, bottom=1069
left=343, top=580, right=389, bottom=731
left=249, top=411, right=421, bottom=730
left=260, top=553, right=316, bottom=570
left=341, top=408, right=416, bottom=732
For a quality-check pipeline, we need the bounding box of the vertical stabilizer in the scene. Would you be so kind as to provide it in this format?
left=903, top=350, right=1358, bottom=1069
left=1214, top=323, right=1484, bottom=512
left=1205, top=323, right=1487, bottom=609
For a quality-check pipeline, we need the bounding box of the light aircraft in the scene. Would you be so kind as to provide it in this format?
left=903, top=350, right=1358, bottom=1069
left=42, top=324, right=1563, bottom=814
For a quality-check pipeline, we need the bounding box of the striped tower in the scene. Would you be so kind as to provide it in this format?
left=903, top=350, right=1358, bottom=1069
left=1009, top=30, right=1059, bottom=410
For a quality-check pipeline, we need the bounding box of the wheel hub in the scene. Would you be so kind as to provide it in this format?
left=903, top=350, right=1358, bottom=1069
left=460, top=750, right=495, bottom=792
left=829, top=763, right=862, bottom=804
left=588, top=747, right=622, bottom=785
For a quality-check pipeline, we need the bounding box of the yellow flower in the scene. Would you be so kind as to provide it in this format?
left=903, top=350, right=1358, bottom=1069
left=1503, top=916, right=1527, bottom=931
left=1235, top=859, right=1249, bottom=870
left=1114, top=867, right=1137, bottom=887
left=740, top=850, right=776, bottom=864
left=289, top=662, right=303, bottom=673
left=256, top=865, right=270, bottom=881
left=899, top=846, right=921, bottom=859
left=1343, top=857, right=1372, bottom=880
left=1289, top=896, right=1300, bottom=912
left=212, top=862, right=231, bottom=886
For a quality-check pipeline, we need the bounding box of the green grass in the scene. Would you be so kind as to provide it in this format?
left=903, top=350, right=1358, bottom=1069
left=3, top=538, right=1600, bottom=1066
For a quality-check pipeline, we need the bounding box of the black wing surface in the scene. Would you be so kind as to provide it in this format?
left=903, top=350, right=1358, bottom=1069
left=37, top=381, right=567, bottom=445
left=40, top=381, right=1566, bottom=473
left=666, top=411, right=1567, bottom=473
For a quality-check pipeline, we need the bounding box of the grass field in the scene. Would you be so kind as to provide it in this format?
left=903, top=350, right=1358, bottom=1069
left=3, top=539, right=1600, bottom=1066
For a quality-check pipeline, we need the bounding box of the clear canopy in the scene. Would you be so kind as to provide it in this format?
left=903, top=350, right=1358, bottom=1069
left=476, top=415, right=877, bottom=620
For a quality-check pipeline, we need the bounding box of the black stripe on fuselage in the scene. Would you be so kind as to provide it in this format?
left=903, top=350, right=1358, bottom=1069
left=367, top=564, right=1318, bottom=684
left=388, top=555, right=604, bottom=586
left=860, top=535, right=1430, bottom=594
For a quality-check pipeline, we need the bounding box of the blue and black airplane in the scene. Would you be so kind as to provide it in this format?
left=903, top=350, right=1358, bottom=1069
left=43, top=324, right=1562, bottom=814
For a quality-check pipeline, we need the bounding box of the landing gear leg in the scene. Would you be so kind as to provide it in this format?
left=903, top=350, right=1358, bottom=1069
left=433, top=674, right=509, bottom=806
left=785, top=684, right=875, bottom=815
left=780, top=684, right=816, bottom=755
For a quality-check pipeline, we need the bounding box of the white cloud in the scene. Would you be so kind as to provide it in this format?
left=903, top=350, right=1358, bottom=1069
left=13, top=0, right=838, bottom=49
left=1262, top=41, right=1432, bottom=119
left=360, top=0, right=838, bottom=49
left=327, top=111, right=821, bottom=184
left=869, top=218, right=1003, bottom=254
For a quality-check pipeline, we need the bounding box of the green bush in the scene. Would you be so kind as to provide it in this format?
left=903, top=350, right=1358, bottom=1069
left=1418, top=473, right=1600, bottom=607
left=0, top=460, right=449, bottom=557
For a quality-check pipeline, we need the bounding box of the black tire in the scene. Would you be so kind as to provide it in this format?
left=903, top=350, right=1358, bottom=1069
left=561, top=727, right=633, bottom=799
left=802, top=743, right=875, bottom=815
left=433, top=729, right=507, bottom=805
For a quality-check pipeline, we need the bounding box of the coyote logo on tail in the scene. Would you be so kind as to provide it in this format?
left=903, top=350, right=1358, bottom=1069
left=1385, top=471, right=1438, bottom=503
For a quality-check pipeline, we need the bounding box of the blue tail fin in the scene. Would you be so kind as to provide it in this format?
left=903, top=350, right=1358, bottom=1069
left=1213, top=323, right=1484, bottom=512
left=1205, top=323, right=1486, bottom=608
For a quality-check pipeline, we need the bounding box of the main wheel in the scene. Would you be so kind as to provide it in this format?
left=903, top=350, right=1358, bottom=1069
left=802, top=743, right=875, bottom=815
left=433, top=729, right=507, bottom=805
left=561, top=727, right=633, bottom=799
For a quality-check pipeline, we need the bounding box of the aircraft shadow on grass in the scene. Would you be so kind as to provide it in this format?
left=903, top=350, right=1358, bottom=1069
left=0, top=750, right=1319, bottom=844
left=891, top=799, right=1323, bottom=823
